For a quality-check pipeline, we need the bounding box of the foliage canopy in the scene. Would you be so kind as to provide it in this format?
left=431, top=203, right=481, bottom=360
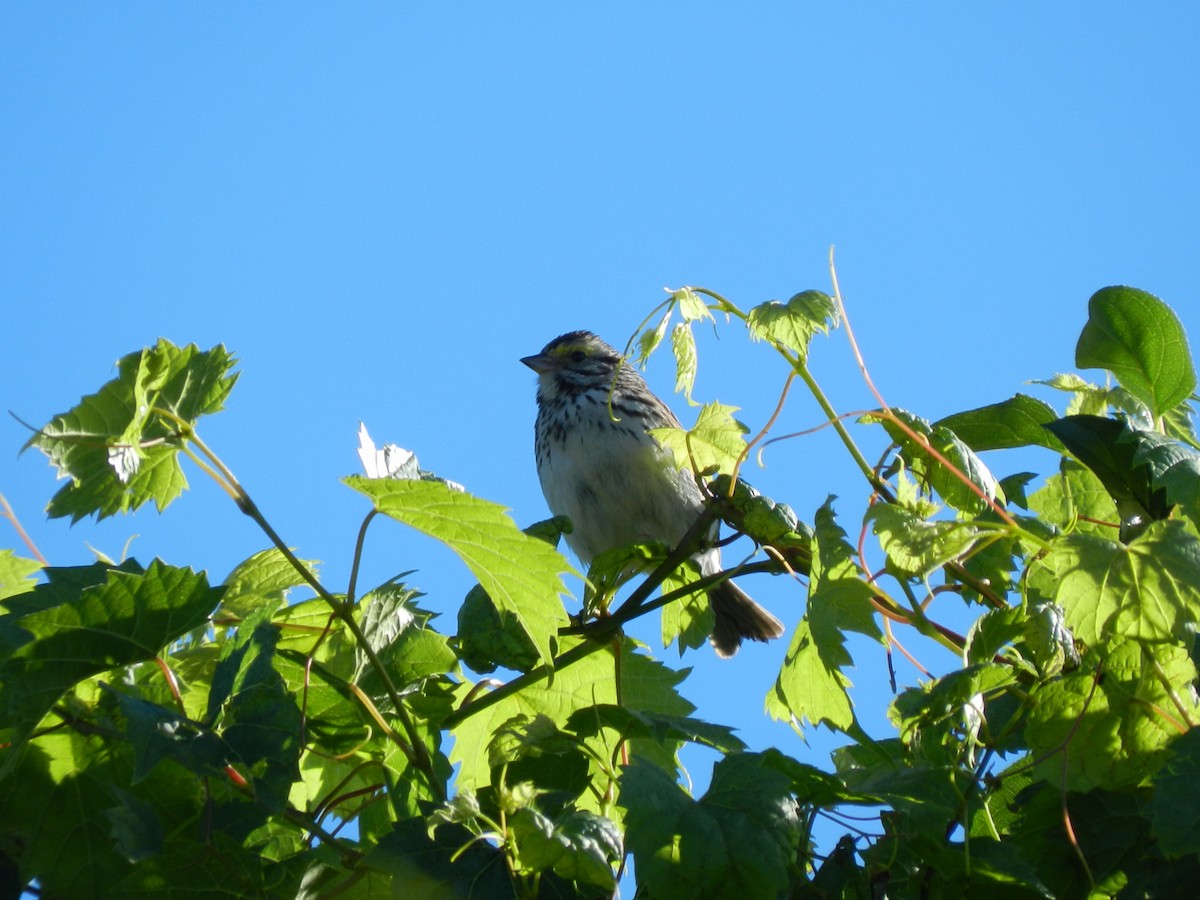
left=3, top=281, right=1199, bottom=898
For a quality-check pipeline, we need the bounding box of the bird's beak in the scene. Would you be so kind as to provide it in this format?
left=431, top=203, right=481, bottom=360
left=520, top=353, right=556, bottom=374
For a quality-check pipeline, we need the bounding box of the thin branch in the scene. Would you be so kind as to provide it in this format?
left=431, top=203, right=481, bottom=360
left=0, top=491, right=48, bottom=565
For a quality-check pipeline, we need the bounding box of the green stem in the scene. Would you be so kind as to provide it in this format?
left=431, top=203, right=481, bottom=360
left=158, top=411, right=446, bottom=803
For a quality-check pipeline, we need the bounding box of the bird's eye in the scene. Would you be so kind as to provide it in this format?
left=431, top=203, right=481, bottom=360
left=569, top=350, right=587, bottom=363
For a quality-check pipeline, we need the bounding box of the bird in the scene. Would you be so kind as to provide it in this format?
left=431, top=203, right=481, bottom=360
left=521, top=330, right=784, bottom=657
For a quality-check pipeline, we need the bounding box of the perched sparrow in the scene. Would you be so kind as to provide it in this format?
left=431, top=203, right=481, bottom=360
left=521, top=330, right=784, bottom=657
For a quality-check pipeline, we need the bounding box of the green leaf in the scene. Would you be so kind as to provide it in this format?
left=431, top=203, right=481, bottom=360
left=509, top=807, right=622, bottom=890
left=650, top=402, right=749, bottom=477
left=1027, top=520, right=1200, bottom=647
left=634, top=308, right=673, bottom=366
left=103, top=788, right=164, bottom=863
left=456, top=517, right=567, bottom=675
left=1034, top=372, right=1111, bottom=417
left=659, top=556, right=711, bottom=654
left=104, top=687, right=230, bottom=783
left=456, top=583, right=541, bottom=675
left=769, top=499, right=882, bottom=733
left=564, top=704, right=747, bottom=754
left=1149, top=727, right=1200, bottom=857
left=354, top=582, right=454, bottom=689
left=1044, top=415, right=1171, bottom=540
left=219, top=547, right=316, bottom=617
left=936, top=394, right=1065, bottom=453
left=0, top=560, right=222, bottom=751
left=0, top=731, right=139, bottom=893
left=870, top=409, right=1003, bottom=514
left=746, top=290, right=838, bottom=358
left=866, top=502, right=982, bottom=579
left=1124, top=426, right=1200, bottom=528
left=345, top=476, right=571, bottom=668
left=671, top=322, right=699, bottom=404
left=618, top=753, right=800, bottom=899
left=674, top=287, right=713, bottom=323
left=205, top=614, right=302, bottom=820
left=1025, top=640, right=1199, bottom=791
left=1027, top=457, right=1119, bottom=538
left=366, top=818, right=512, bottom=898
left=450, top=639, right=693, bottom=797
left=487, top=713, right=592, bottom=796
left=0, top=549, right=42, bottom=601
left=27, top=341, right=238, bottom=521
left=890, top=663, right=1016, bottom=746
left=1076, top=285, right=1196, bottom=418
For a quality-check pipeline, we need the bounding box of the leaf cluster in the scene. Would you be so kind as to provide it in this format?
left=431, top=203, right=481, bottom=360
left=1, top=283, right=1198, bottom=898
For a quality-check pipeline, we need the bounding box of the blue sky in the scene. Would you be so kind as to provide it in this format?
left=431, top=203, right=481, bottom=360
left=3, top=0, right=1199, bottom=864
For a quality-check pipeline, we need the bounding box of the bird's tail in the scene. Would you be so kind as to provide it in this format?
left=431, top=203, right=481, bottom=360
left=708, top=579, right=785, bottom=658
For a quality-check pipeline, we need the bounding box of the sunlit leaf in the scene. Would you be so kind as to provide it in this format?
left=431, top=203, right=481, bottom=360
left=346, top=476, right=571, bottom=668
left=27, top=341, right=238, bottom=521
left=1027, top=520, right=1200, bottom=646
left=866, top=502, right=982, bottom=578
left=0, top=550, right=42, bottom=601
left=1025, top=640, right=1199, bottom=791
left=936, top=394, right=1065, bottom=453
left=769, top=499, right=882, bottom=734
left=650, top=402, right=749, bottom=477
left=746, top=291, right=838, bottom=358
left=869, top=409, right=1004, bottom=514
left=671, top=322, right=699, bottom=404
left=1076, top=285, right=1196, bottom=418
left=0, top=560, right=222, bottom=752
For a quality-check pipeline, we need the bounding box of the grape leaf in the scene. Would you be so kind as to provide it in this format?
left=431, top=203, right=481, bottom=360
left=618, top=753, right=800, bottom=899
left=746, top=290, right=838, bottom=358
left=218, top=547, right=316, bottom=617
left=345, top=476, right=571, bottom=668
left=870, top=409, right=1003, bottom=514
left=1025, top=640, right=1199, bottom=791
left=27, top=341, right=238, bottom=521
left=1149, top=727, right=1200, bottom=858
left=0, top=550, right=42, bottom=601
left=671, top=321, right=699, bottom=404
left=866, top=502, right=982, bottom=578
left=0, top=560, right=222, bottom=754
left=769, top=499, right=882, bottom=733
left=1026, top=519, right=1200, bottom=647
left=650, top=402, right=749, bottom=477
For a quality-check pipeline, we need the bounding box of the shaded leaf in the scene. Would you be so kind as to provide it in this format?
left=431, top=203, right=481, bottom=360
left=1044, top=415, right=1171, bottom=540
left=367, top=817, right=514, bottom=898
left=1149, top=727, right=1200, bottom=858
left=618, top=753, right=800, bottom=900
left=565, top=704, right=746, bottom=754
